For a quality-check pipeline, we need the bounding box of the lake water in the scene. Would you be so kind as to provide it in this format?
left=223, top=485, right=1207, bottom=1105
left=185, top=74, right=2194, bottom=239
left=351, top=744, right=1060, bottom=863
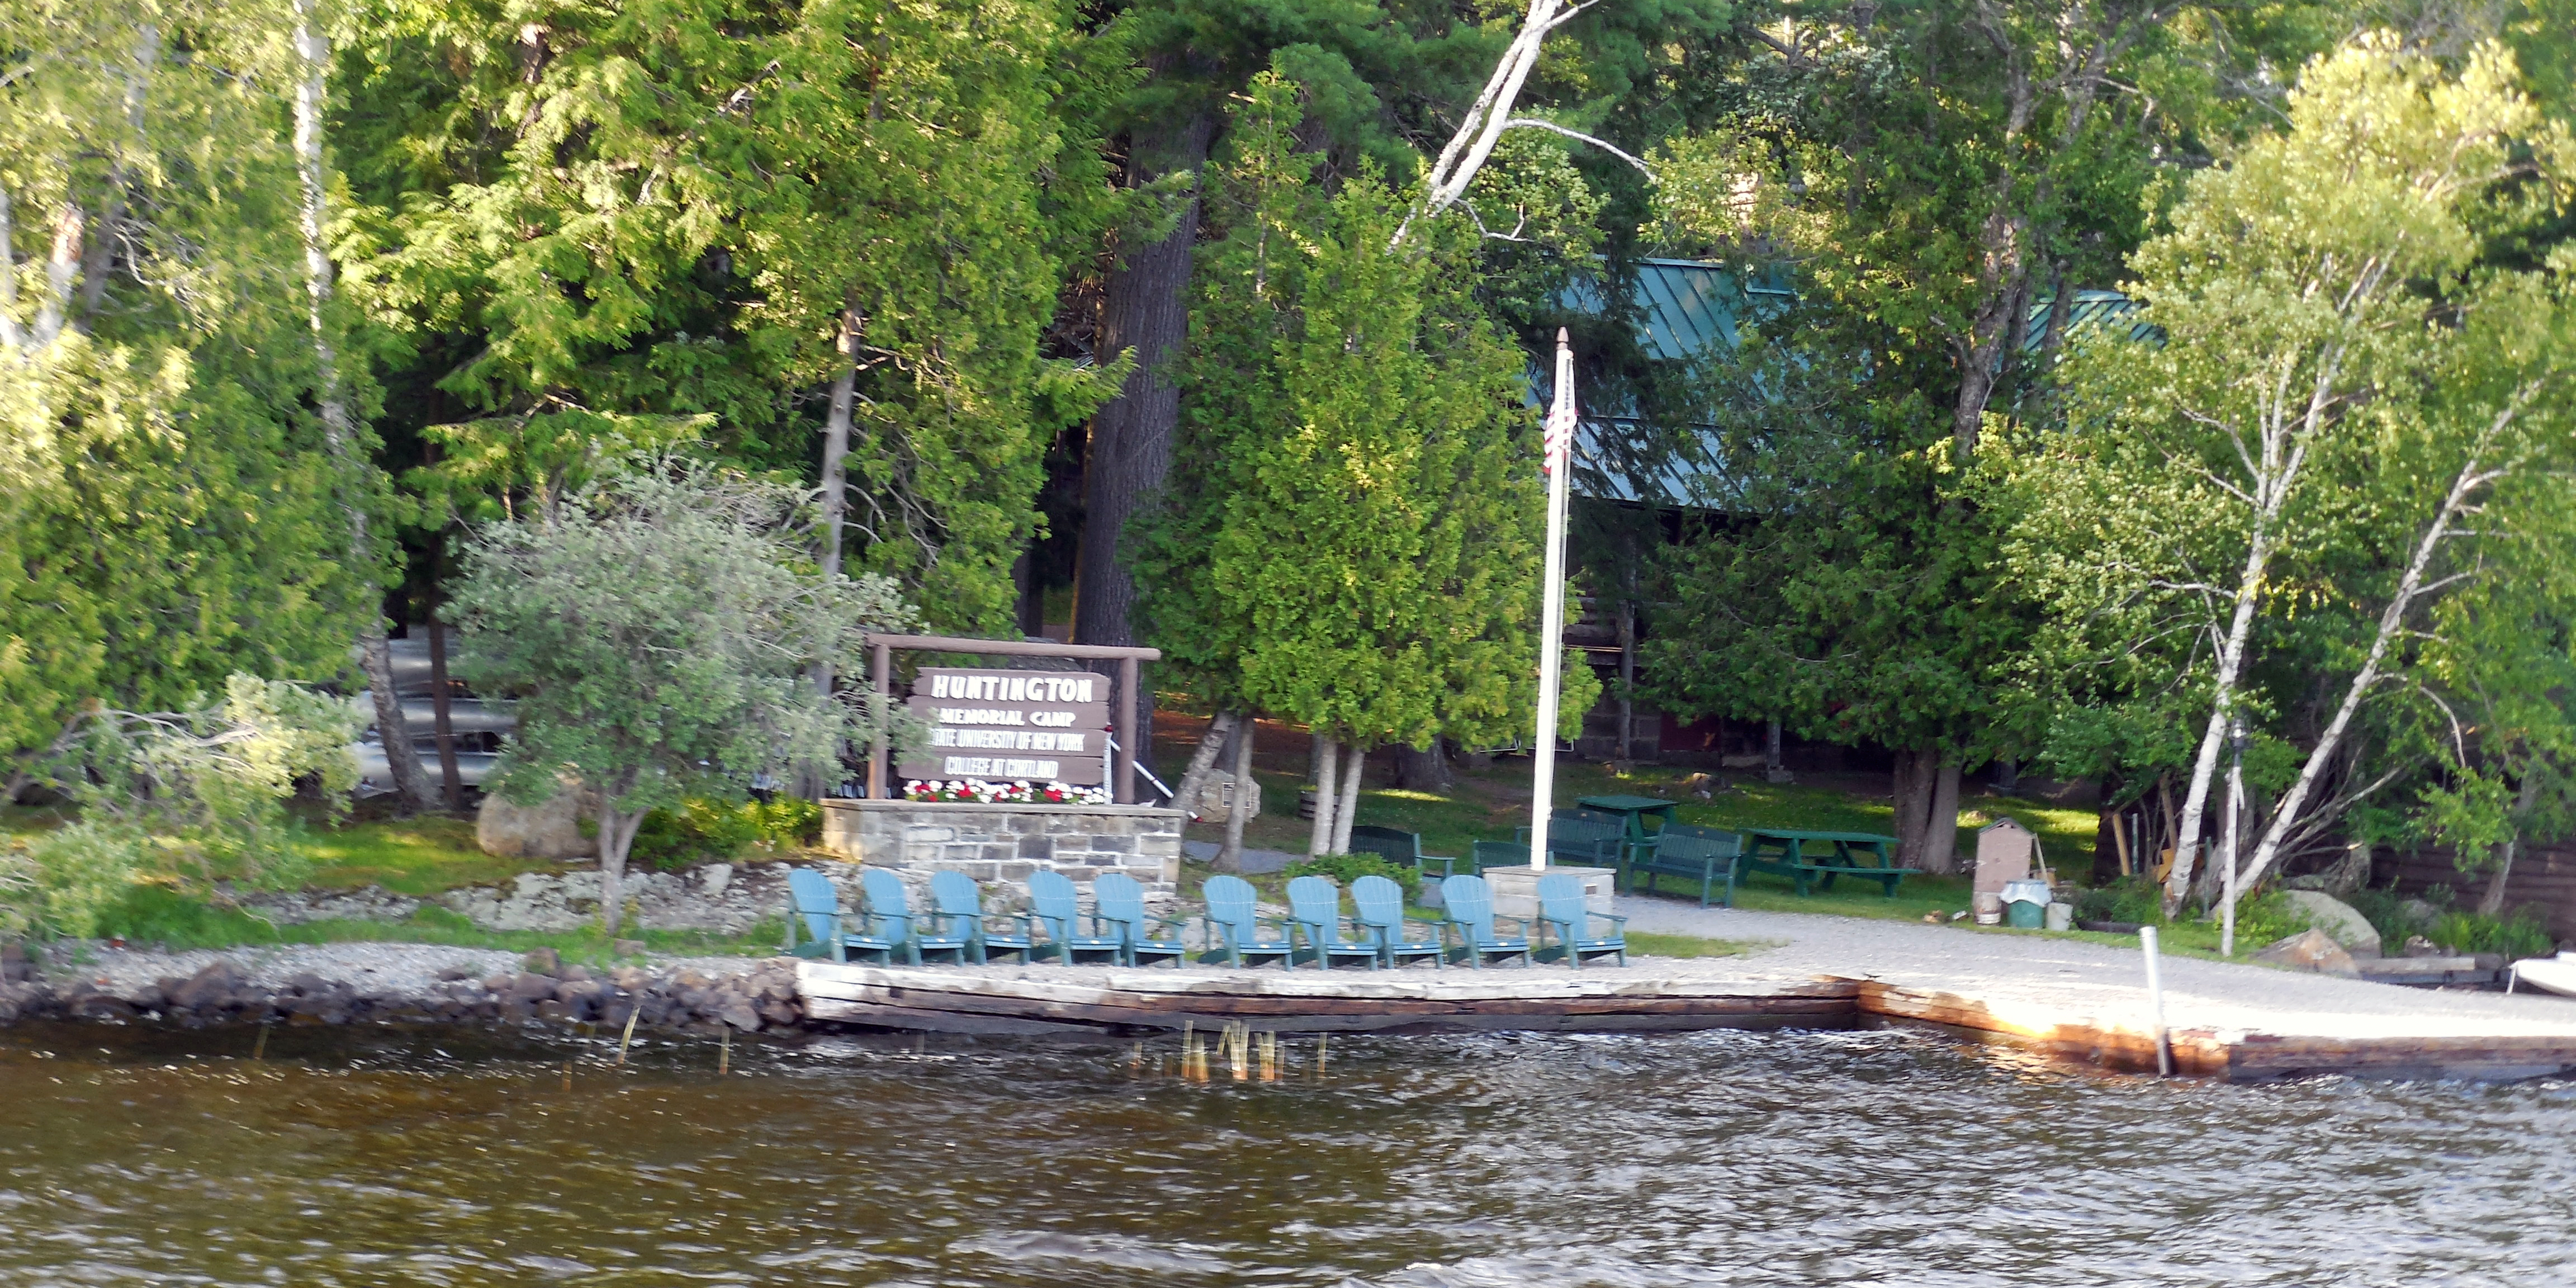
left=2, top=1022, right=2571, bottom=1286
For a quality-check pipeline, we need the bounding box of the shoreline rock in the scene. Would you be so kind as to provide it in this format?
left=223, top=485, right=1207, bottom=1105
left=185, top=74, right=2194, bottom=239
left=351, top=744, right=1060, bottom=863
left=0, top=942, right=801, bottom=1034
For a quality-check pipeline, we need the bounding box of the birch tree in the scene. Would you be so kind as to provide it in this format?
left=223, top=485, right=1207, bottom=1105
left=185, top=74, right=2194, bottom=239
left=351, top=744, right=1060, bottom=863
left=2015, top=35, right=2574, bottom=928
left=1, top=0, right=373, bottom=785
left=285, top=0, right=428, bottom=810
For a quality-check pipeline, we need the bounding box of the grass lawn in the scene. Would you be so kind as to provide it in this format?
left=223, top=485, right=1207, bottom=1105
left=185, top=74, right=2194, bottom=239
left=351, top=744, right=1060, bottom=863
left=299, top=816, right=558, bottom=896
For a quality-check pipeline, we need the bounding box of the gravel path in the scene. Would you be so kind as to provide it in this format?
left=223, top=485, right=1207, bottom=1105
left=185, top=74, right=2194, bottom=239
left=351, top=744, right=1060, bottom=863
left=1617, top=896, right=2576, bottom=1040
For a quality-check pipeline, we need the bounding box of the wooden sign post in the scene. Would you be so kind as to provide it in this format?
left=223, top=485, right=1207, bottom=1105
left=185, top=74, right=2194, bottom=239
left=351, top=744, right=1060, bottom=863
left=863, top=634, right=1163, bottom=803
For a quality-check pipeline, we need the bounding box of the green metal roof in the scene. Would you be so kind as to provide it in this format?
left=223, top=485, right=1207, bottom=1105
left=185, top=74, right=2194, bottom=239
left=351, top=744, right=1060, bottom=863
left=1557, top=262, right=2143, bottom=508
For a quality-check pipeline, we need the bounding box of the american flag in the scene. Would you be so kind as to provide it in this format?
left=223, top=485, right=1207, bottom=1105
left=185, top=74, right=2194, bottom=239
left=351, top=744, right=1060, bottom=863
left=1542, top=329, right=1575, bottom=474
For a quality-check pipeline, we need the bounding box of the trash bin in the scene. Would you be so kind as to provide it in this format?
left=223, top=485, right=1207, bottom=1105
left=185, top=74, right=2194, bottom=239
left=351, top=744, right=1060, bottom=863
left=2001, top=880, right=2051, bottom=929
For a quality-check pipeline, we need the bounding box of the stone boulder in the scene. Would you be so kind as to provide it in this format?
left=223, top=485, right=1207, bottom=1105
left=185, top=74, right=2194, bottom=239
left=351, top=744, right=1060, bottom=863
left=477, top=783, right=595, bottom=859
left=2254, top=927, right=2360, bottom=976
left=1187, top=771, right=1262, bottom=821
left=2283, top=890, right=2382, bottom=958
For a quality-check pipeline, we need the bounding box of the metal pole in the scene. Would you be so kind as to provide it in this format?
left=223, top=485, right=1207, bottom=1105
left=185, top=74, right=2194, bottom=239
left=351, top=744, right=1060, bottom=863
left=868, top=642, right=891, bottom=798
left=1118, top=655, right=1140, bottom=806
left=1528, top=329, right=1576, bottom=872
left=2141, top=925, right=2172, bottom=1077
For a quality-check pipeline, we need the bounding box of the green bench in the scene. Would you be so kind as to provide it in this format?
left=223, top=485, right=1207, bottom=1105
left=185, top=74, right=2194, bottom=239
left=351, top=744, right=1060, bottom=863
left=1622, top=823, right=1742, bottom=907
left=1347, top=825, right=1467, bottom=879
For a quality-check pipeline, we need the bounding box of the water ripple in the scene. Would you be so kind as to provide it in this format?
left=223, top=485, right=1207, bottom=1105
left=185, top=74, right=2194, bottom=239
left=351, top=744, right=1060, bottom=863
left=2, top=1024, right=2573, bottom=1285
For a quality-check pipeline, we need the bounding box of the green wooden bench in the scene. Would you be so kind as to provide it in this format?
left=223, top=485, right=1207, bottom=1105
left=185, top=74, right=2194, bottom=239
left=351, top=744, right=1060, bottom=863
left=1623, top=822, right=1742, bottom=907
left=1514, top=808, right=1629, bottom=868
left=1737, top=827, right=1920, bottom=897
left=1348, top=825, right=1468, bottom=879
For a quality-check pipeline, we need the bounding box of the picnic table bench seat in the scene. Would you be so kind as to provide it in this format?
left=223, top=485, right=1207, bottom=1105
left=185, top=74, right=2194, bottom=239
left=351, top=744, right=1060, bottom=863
left=1790, top=861, right=1922, bottom=897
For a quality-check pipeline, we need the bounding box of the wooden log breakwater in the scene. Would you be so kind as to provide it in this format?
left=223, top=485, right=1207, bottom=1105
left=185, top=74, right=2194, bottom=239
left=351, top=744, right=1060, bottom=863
left=797, top=963, right=1863, bottom=1036
left=795, top=962, right=2576, bottom=1082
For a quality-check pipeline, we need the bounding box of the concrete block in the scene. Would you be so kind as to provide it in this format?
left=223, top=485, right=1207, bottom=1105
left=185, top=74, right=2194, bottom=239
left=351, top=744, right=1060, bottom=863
left=1093, top=835, right=1133, bottom=854
left=1018, top=835, right=1053, bottom=860
left=1484, top=865, right=1615, bottom=920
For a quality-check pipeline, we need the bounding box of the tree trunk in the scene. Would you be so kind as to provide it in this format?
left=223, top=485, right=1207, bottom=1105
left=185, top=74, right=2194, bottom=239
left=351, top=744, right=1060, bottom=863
left=1073, top=111, right=1213, bottom=652
left=1393, top=738, right=1453, bottom=792
left=1921, top=757, right=1962, bottom=874
left=1765, top=718, right=1786, bottom=782
left=1168, top=711, right=1238, bottom=822
left=1616, top=599, right=1636, bottom=761
left=1307, top=736, right=1339, bottom=857
left=1892, top=747, right=1936, bottom=869
left=1219, top=712, right=1254, bottom=873
left=1332, top=746, right=1365, bottom=855
left=596, top=803, right=646, bottom=936
left=358, top=627, right=432, bottom=810
left=426, top=602, right=463, bottom=812
left=2479, top=772, right=2546, bottom=917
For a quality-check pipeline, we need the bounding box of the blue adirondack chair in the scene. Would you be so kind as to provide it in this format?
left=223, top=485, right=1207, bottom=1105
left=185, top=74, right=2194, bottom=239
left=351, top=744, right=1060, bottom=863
left=1198, top=874, right=1298, bottom=970
left=1285, top=875, right=1382, bottom=970
left=1534, top=872, right=1628, bottom=969
left=860, top=868, right=970, bottom=965
left=929, top=869, right=1035, bottom=964
left=1437, top=874, right=1535, bottom=968
left=781, top=867, right=906, bottom=964
left=1024, top=870, right=1128, bottom=965
left=1093, top=872, right=1191, bottom=968
left=1349, top=873, right=1445, bottom=969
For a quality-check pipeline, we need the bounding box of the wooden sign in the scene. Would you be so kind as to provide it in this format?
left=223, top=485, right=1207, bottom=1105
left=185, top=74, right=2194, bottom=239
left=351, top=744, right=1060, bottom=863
left=897, top=668, right=1113, bottom=785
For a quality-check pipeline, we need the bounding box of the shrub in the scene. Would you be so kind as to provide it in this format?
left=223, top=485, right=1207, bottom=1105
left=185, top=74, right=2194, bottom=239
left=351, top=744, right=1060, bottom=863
left=1284, top=851, right=1418, bottom=903
left=2072, top=877, right=2163, bottom=925
left=2430, top=908, right=2556, bottom=959
left=2231, top=888, right=2305, bottom=948
left=2342, top=885, right=2426, bottom=948
left=747, top=796, right=823, bottom=848
left=628, top=798, right=765, bottom=871
left=1, top=823, right=145, bottom=941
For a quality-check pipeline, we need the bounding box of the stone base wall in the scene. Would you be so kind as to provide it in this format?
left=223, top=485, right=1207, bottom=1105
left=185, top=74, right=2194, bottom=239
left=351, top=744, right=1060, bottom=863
left=821, top=799, right=1183, bottom=891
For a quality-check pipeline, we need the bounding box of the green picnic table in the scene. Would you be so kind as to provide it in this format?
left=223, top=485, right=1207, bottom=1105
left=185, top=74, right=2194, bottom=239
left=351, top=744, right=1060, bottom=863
left=1574, top=794, right=1678, bottom=869
left=1736, top=827, right=1918, bottom=896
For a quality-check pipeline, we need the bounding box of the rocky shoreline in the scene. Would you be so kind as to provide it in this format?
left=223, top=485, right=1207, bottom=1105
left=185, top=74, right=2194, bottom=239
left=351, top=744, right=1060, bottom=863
left=0, top=941, right=803, bottom=1034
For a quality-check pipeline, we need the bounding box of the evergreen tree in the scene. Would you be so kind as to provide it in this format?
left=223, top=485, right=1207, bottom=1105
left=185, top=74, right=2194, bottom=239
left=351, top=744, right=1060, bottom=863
left=1137, top=77, right=1590, bottom=853
left=344, top=0, right=1126, bottom=631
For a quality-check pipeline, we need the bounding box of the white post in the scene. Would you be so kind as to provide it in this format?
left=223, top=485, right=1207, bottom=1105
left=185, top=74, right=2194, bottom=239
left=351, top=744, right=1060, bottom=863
left=1528, top=329, right=1576, bottom=872
left=2141, top=926, right=2172, bottom=1077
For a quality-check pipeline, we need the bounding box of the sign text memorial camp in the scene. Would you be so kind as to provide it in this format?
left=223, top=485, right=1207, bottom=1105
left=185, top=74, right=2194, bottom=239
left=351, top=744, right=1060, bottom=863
left=899, top=668, right=1112, bottom=785
left=863, top=633, right=1164, bottom=803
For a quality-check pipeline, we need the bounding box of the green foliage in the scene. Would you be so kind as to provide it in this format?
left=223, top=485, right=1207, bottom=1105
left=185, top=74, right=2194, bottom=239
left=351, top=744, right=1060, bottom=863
left=2432, top=908, right=2559, bottom=959
left=628, top=796, right=817, bottom=872
left=2072, top=877, right=2166, bottom=926
left=449, top=457, right=912, bottom=917
left=2343, top=885, right=2428, bottom=950
left=1284, top=851, right=1419, bottom=904
left=2225, top=889, right=2307, bottom=951
left=348, top=0, right=1125, bottom=631
left=1, top=0, right=387, bottom=778
left=1137, top=75, right=1551, bottom=755
left=2005, top=36, right=2576, bottom=892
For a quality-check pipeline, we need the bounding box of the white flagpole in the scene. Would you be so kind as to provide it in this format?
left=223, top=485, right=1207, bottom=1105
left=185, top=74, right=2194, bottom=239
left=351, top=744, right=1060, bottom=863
left=1529, top=329, right=1576, bottom=871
